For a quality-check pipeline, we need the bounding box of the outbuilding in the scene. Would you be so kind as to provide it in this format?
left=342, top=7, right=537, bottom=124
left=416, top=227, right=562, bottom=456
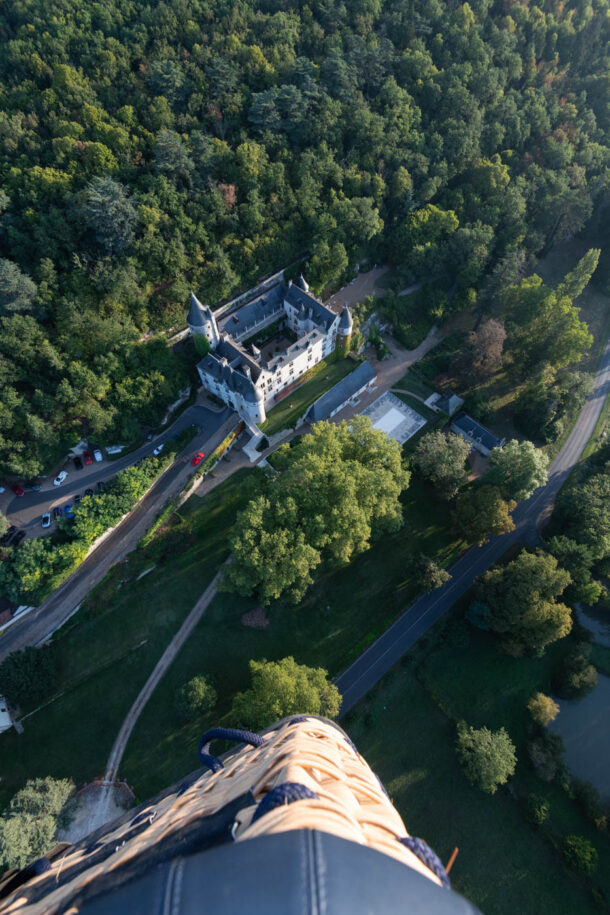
left=306, top=361, right=377, bottom=423
left=450, top=413, right=505, bottom=456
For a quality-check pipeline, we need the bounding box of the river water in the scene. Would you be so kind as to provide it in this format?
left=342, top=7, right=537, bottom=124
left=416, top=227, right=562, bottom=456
left=549, top=673, right=610, bottom=799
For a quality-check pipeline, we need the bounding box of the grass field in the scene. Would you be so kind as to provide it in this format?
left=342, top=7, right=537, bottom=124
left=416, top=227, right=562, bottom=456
left=346, top=617, right=610, bottom=915
left=0, top=469, right=255, bottom=809
left=0, top=461, right=466, bottom=809
left=120, top=478, right=465, bottom=800
left=260, top=356, right=357, bottom=436
left=393, top=369, right=437, bottom=401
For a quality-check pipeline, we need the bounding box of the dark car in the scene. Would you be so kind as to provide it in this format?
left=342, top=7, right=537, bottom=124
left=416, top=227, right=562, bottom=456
left=64, top=504, right=74, bottom=518
left=0, top=525, right=16, bottom=546
left=97, top=480, right=105, bottom=491
left=10, top=483, right=25, bottom=497
left=74, top=493, right=81, bottom=504
left=85, top=488, right=94, bottom=497
left=74, top=456, right=83, bottom=470
left=24, top=483, right=42, bottom=492
left=83, top=450, right=93, bottom=465
left=12, top=531, right=26, bottom=546
left=52, top=506, right=63, bottom=519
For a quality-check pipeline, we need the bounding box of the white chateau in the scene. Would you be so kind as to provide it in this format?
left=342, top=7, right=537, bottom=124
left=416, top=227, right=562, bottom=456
left=188, top=275, right=353, bottom=424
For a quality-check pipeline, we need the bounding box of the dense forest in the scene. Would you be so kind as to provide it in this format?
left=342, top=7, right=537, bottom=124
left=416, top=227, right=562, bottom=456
left=0, top=0, right=609, bottom=478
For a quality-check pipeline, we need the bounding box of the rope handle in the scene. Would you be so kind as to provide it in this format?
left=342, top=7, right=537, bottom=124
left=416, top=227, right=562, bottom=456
left=198, top=728, right=265, bottom=773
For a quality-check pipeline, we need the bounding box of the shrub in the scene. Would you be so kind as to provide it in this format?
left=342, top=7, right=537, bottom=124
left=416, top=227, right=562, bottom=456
left=526, top=793, right=550, bottom=826
left=174, top=675, right=217, bottom=721
left=0, top=646, right=57, bottom=709
left=527, top=692, right=560, bottom=726
left=455, top=722, right=516, bottom=794
left=527, top=731, right=564, bottom=782
left=554, top=646, right=598, bottom=699
left=573, top=780, right=607, bottom=831
left=562, top=835, right=598, bottom=875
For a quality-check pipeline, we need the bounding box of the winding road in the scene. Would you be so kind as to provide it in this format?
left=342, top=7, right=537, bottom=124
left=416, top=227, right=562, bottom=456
left=336, top=338, right=610, bottom=715
left=0, top=408, right=237, bottom=661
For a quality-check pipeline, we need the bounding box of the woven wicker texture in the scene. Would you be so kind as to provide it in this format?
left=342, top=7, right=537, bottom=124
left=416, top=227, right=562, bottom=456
left=2, top=717, right=441, bottom=913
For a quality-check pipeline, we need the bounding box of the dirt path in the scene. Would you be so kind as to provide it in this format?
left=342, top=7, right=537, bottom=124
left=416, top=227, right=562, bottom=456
left=103, top=567, right=224, bottom=783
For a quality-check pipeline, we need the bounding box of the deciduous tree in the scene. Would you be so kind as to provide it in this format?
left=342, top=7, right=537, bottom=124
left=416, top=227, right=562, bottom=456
left=455, top=722, right=516, bottom=794
left=231, top=657, right=341, bottom=731
left=414, top=431, right=471, bottom=500
left=486, top=439, right=549, bottom=501
left=470, top=550, right=572, bottom=655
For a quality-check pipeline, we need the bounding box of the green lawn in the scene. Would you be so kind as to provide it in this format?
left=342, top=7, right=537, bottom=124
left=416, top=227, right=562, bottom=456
left=118, top=480, right=465, bottom=800
left=260, top=356, right=359, bottom=437
left=0, top=469, right=255, bottom=808
left=346, top=618, right=610, bottom=915
left=0, top=462, right=465, bottom=810
left=393, top=369, right=437, bottom=401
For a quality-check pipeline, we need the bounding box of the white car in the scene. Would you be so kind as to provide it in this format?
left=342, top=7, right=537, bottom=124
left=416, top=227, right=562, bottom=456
left=93, top=449, right=103, bottom=462
left=153, top=443, right=164, bottom=456
left=53, top=470, right=68, bottom=486
left=41, top=513, right=51, bottom=528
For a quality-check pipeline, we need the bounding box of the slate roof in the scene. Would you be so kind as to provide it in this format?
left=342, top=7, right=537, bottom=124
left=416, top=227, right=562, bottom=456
left=436, top=392, right=463, bottom=415
left=217, top=284, right=284, bottom=336
left=197, top=337, right=262, bottom=403
left=451, top=413, right=502, bottom=452
left=338, top=305, right=353, bottom=331
left=284, top=283, right=337, bottom=331
left=188, top=292, right=211, bottom=328
left=306, top=361, right=376, bottom=423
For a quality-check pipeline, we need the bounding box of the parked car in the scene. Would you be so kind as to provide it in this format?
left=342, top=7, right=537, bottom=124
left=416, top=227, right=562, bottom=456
left=73, top=455, right=83, bottom=470
left=24, top=483, right=41, bottom=492
left=93, top=449, right=103, bottom=462
left=52, top=506, right=63, bottom=519
left=54, top=470, right=68, bottom=486
left=74, top=494, right=81, bottom=504
left=10, top=483, right=25, bottom=497
left=64, top=504, right=74, bottom=518
left=85, top=488, right=94, bottom=497
left=146, top=433, right=153, bottom=441
left=0, top=525, right=16, bottom=545
left=83, top=450, right=93, bottom=465
left=97, top=480, right=105, bottom=491
left=12, top=531, right=26, bottom=546
left=41, top=512, right=51, bottom=528
left=153, top=443, right=164, bottom=456
left=191, top=452, right=205, bottom=466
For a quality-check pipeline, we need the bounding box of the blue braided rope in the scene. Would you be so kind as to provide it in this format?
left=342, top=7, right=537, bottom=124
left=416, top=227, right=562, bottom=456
left=398, top=836, right=451, bottom=889
left=198, top=727, right=265, bottom=773
left=344, top=736, right=358, bottom=754
left=290, top=716, right=309, bottom=724
left=375, top=772, right=390, bottom=799
left=252, top=782, right=318, bottom=823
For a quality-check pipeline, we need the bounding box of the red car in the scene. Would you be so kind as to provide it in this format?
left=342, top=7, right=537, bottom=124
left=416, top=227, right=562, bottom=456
left=83, top=450, right=93, bottom=465
left=11, top=483, right=25, bottom=497
left=191, top=452, right=205, bottom=466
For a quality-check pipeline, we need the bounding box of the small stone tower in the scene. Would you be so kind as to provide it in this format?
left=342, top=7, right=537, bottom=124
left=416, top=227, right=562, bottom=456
left=188, top=292, right=220, bottom=349
left=337, top=304, right=353, bottom=354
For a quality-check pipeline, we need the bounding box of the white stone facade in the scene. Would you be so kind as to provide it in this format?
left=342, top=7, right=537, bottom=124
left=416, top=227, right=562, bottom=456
left=188, top=277, right=352, bottom=425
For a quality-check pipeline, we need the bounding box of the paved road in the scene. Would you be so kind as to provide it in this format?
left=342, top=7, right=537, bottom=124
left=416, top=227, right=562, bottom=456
left=104, top=568, right=224, bottom=782
left=0, top=413, right=237, bottom=661
left=1, top=402, right=232, bottom=533
left=336, top=339, right=610, bottom=715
